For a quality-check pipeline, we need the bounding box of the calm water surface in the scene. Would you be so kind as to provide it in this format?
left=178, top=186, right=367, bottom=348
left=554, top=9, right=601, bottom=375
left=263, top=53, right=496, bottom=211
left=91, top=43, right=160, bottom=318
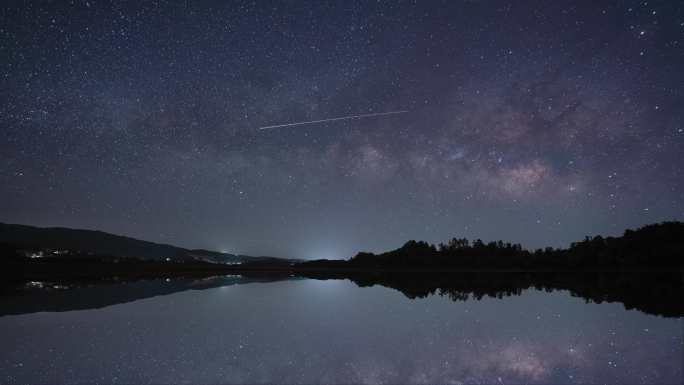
left=1, top=277, right=682, bottom=384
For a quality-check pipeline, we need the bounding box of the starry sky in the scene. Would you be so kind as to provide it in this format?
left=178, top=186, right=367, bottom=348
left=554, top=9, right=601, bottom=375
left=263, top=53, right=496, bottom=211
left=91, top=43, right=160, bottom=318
left=2, top=1, right=684, bottom=259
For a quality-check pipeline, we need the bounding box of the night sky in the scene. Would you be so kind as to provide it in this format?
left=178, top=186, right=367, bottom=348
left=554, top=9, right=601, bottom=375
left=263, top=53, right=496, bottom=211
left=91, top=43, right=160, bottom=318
left=2, top=1, right=684, bottom=259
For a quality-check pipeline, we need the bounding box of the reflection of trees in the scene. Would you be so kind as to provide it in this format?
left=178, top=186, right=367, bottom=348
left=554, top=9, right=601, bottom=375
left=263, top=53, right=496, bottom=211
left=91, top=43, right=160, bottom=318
left=2, top=270, right=681, bottom=319
left=297, top=222, right=684, bottom=317
left=299, top=271, right=684, bottom=318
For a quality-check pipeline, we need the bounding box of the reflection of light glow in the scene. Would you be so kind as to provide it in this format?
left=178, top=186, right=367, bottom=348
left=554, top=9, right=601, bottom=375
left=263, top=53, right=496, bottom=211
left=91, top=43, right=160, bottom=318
left=302, top=278, right=352, bottom=294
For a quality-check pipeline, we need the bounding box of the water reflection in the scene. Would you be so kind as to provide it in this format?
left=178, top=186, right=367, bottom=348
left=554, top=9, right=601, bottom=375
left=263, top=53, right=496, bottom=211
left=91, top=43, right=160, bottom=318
left=301, top=271, right=684, bottom=318
left=0, top=274, right=297, bottom=317
left=2, top=272, right=682, bottom=318
left=0, top=274, right=682, bottom=384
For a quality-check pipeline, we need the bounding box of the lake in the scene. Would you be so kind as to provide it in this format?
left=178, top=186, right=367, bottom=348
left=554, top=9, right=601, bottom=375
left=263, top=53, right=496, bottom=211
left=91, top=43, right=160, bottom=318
left=1, top=274, right=682, bottom=384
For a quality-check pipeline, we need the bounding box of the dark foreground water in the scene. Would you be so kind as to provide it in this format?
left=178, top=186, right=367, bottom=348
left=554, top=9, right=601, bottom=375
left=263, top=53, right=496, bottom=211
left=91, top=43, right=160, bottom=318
left=0, top=275, right=682, bottom=384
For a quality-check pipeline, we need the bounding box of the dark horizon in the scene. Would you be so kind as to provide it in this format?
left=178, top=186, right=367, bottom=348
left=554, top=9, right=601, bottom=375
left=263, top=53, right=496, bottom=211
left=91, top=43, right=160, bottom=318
left=3, top=219, right=683, bottom=261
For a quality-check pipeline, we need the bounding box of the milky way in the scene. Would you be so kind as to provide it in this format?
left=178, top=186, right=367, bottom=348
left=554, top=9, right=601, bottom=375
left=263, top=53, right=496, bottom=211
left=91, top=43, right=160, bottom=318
left=1, top=1, right=683, bottom=259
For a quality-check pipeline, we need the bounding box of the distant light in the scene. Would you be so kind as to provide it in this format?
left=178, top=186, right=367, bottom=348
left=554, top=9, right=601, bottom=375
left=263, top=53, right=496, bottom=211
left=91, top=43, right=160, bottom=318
left=165, top=257, right=171, bottom=262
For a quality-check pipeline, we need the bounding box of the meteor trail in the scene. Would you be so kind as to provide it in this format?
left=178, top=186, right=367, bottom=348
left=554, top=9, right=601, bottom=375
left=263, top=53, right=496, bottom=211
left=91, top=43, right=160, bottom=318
left=258, top=110, right=408, bottom=130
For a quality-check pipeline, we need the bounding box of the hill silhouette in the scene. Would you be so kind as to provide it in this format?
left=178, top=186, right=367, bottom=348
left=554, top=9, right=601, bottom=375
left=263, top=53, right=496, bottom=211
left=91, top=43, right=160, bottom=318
left=2, top=222, right=682, bottom=284
left=0, top=222, right=294, bottom=264
left=1, top=221, right=682, bottom=318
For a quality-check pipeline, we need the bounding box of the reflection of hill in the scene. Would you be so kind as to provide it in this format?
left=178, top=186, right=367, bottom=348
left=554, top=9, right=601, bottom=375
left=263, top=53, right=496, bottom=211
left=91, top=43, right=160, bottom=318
left=299, top=271, right=684, bottom=318
left=2, top=271, right=681, bottom=319
left=0, top=273, right=295, bottom=317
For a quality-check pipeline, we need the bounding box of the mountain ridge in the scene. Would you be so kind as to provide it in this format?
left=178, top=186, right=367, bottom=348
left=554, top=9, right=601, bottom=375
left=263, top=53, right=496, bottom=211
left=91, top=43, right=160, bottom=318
left=0, top=222, right=293, bottom=264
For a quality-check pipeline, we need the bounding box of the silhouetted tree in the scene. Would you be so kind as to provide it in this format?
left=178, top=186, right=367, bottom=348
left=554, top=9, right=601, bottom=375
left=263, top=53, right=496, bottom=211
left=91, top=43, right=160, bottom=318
left=315, top=222, right=684, bottom=270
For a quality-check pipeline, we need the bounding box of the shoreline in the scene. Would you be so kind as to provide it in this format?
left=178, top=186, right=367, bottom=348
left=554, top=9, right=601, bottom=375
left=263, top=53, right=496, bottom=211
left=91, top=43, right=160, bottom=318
left=3, top=259, right=683, bottom=283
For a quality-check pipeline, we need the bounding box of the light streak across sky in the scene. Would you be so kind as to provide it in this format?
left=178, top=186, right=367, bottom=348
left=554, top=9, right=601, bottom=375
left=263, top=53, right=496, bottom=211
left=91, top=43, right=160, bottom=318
left=258, top=110, right=409, bottom=130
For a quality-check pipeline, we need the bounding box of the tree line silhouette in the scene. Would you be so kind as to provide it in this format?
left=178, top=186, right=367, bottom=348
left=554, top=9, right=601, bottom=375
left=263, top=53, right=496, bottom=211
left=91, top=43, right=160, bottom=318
left=302, top=222, right=684, bottom=269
